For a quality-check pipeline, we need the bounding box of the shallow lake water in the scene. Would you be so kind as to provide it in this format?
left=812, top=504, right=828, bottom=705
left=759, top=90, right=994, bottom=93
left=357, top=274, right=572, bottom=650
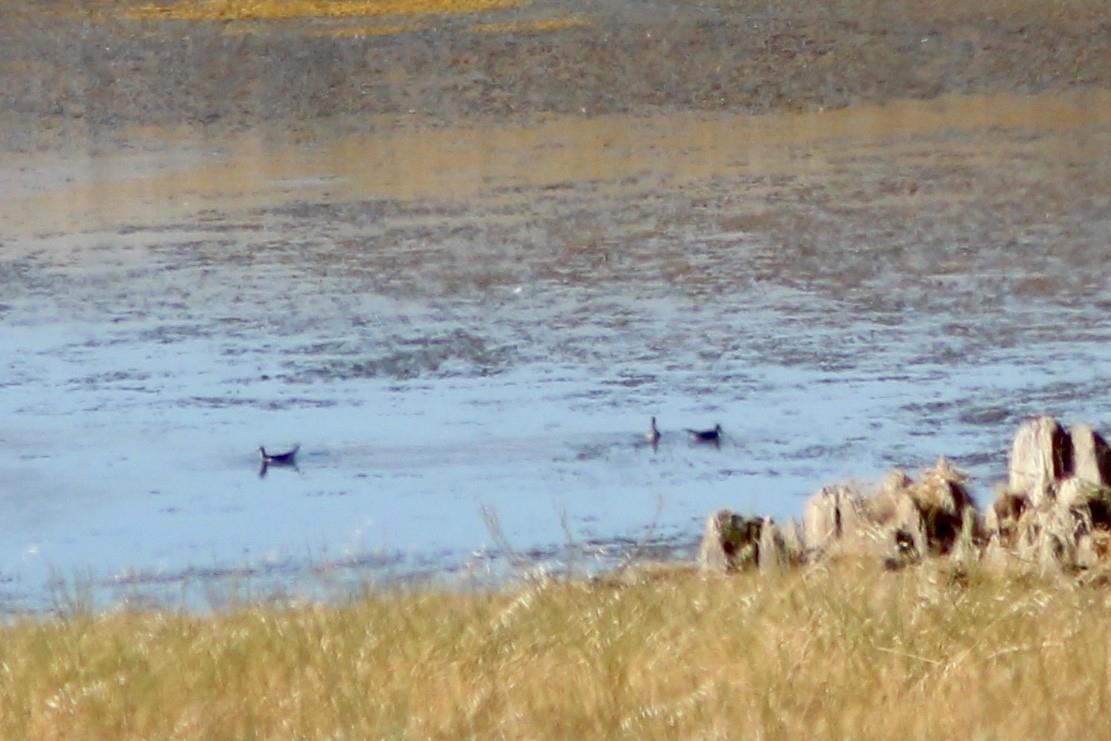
left=2, top=89, right=1111, bottom=612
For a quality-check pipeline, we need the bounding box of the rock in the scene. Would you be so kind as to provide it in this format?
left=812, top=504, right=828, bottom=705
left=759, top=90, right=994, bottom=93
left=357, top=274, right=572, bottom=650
left=799, top=461, right=977, bottom=566
left=1057, top=476, right=1092, bottom=512
left=1009, top=415, right=1071, bottom=507
left=862, top=470, right=913, bottom=522
left=698, top=419, right=1111, bottom=574
left=1012, top=504, right=1092, bottom=572
left=1069, top=423, right=1111, bottom=487
left=911, top=457, right=978, bottom=555
left=780, top=518, right=805, bottom=564
left=1057, top=475, right=1111, bottom=531
left=698, top=509, right=763, bottom=572
left=870, top=459, right=977, bottom=559
left=802, top=484, right=860, bottom=553
left=757, top=517, right=805, bottom=575
left=863, top=472, right=925, bottom=567
left=757, top=518, right=785, bottom=576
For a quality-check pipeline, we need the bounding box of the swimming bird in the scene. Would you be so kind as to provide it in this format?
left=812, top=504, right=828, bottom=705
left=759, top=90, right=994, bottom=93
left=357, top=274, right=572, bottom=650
left=259, top=444, right=300, bottom=466
left=258, top=445, right=300, bottom=477
left=646, top=416, right=661, bottom=446
left=685, top=424, right=723, bottom=443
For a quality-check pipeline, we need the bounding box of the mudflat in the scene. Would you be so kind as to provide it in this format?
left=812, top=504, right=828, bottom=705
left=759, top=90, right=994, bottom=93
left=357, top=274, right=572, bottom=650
left=1, top=0, right=1108, bottom=150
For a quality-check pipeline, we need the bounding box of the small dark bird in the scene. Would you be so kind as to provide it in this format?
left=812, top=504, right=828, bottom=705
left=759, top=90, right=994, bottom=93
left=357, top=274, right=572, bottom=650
left=259, top=445, right=299, bottom=465
left=646, top=416, right=661, bottom=446
left=685, top=424, right=723, bottom=443
left=258, top=444, right=300, bottom=477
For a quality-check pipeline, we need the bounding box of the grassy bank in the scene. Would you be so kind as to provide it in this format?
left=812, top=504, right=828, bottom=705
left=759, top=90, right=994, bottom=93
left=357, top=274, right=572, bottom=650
left=2, top=561, right=1110, bottom=738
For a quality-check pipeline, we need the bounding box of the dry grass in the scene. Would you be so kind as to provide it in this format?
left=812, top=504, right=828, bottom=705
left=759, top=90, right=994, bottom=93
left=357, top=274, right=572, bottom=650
left=3, top=561, right=1111, bottom=738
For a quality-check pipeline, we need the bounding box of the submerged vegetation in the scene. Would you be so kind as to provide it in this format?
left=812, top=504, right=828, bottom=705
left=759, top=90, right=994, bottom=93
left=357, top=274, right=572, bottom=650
left=2, top=560, right=1110, bottom=738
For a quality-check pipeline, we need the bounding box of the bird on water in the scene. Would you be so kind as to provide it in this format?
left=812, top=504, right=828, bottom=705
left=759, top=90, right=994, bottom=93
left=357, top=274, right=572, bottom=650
left=685, top=424, right=723, bottom=443
left=258, top=444, right=300, bottom=477
left=259, top=444, right=299, bottom=465
left=646, top=416, right=661, bottom=446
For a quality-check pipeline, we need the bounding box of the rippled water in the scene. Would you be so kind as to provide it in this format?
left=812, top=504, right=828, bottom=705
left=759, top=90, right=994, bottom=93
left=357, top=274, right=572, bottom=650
left=3, top=90, right=1111, bottom=612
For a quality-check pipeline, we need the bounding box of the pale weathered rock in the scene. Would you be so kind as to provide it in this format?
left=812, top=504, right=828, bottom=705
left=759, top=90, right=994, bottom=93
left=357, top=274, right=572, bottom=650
left=1012, top=504, right=1089, bottom=572
left=698, top=509, right=762, bottom=572
left=1069, top=423, right=1111, bottom=488
left=1056, top=474, right=1111, bottom=532
left=780, top=518, right=805, bottom=564
left=802, top=484, right=859, bottom=553
left=1057, top=476, right=1092, bottom=512
left=801, top=462, right=977, bottom=565
left=860, top=470, right=913, bottom=525
left=1009, top=415, right=1070, bottom=507
left=757, top=518, right=786, bottom=576
left=757, top=517, right=805, bottom=575
left=697, top=419, right=1111, bottom=574
left=881, top=470, right=914, bottom=496
left=698, top=509, right=734, bottom=572
left=861, top=472, right=922, bottom=557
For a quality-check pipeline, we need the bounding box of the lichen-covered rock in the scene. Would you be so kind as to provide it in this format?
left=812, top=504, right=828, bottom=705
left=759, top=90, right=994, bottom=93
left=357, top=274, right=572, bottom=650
left=698, top=509, right=763, bottom=572
left=867, top=459, right=977, bottom=559
left=911, top=457, right=979, bottom=555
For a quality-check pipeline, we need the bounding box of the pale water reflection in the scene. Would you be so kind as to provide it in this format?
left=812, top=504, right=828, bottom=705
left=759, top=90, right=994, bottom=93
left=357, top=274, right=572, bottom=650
left=2, top=90, right=1110, bottom=611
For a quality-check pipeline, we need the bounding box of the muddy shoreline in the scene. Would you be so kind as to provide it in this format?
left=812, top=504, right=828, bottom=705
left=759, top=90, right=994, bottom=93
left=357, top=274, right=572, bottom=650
left=2, top=0, right=1108, bottom=151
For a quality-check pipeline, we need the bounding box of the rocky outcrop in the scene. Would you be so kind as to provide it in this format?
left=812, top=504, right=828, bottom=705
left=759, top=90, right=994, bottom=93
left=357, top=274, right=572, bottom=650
left=698, top=510, right=803, bottom=573
left=984, top=417, right=1111, bottom=573
left=1070, top=423, right=1111, bottom=489
left=698, top=510, right=763, bottom=572
left=1008, top=415, right=1071, bottom=507
left=802, top=484, right=860, bottom=554
left=698, top=415, right=1111, bottom=576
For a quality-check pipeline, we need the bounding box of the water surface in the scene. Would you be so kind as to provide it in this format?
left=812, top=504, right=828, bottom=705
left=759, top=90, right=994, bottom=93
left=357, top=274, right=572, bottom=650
left=3, top=89, right=1111, bottom=612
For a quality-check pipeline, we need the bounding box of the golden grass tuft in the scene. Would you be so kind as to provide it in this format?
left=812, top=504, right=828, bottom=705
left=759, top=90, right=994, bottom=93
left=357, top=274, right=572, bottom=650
left=3, top=563, right=1111, bottom=737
